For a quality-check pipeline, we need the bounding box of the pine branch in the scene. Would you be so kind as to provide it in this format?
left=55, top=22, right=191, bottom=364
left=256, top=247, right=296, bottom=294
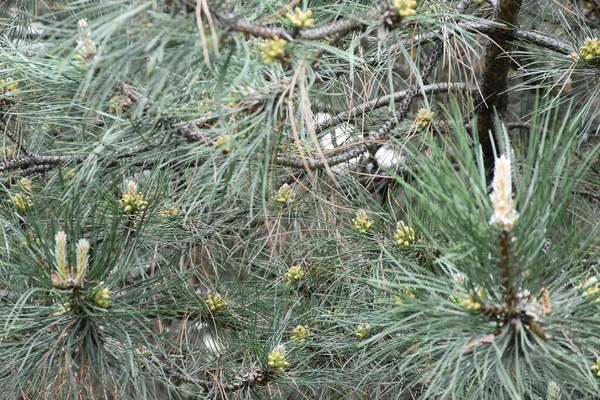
left=144, top=353, right=268, bottom=394
left=411, top=22, right=572, bottom=55
left=315, top=82, right=468, bottom=132
left=214, top=2, right=395, bottom=41
left=275, top=0, right=473, bottom=170
left=0, top=154, right=83, bottom=173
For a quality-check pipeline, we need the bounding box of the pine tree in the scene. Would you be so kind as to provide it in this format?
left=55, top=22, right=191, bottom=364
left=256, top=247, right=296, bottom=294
left=1, top=0, right=600, bottom=399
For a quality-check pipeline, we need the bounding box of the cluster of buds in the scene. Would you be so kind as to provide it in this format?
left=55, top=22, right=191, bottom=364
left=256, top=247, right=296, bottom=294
left=136, top=345, right=151, bottom=358
left=49, top=232, right=111, bottom=312
left=213, top=135, right=232, bottom=153
left=267, top=345, right=290, bottom=372
left=394, top=288, right=417, bottom=304
left=392, top=0, right=417, bottom=17
left=275, top=183, right=296, bottom=205
left=459, top=287, right=485, bottom=311
left=352, top=210, right=374, bottom=234
left=51, top=301, right=72, bottom=316
left=158, top=206, right=179, bottom=218
left=583, top=277, right=600, bottom=301
left=286, top=8, right=314, bottom=28
left=52, top=231, right=90, bottom=287
left=355, top=324, right=371, bottom=339
left=73, top=19, right=99, bottom=69
left=580, top=38, right=600, bottom=62
left=591, top=359, right=600, bottom=377
left=1, top=146, right=15, bottom=159
left=206, top=292, right=228, bottom=311
left=19, top=231, right=41, bottom=248
left=0, top=77, right=19, bottom=95
left=415, top=108, right=435, bottom=129
left=285, top=265, right=305, bottom=285
left=394, top=221, right=415, bottom=248
left=291, top=325, right=311, bottom=343
left=92, top=283, right=111, bottom=308
left=260, top=36, right=287, bottom=64
left=107, top=95, right=133, bottom=114
left=119, top=180, right=149, bottom=214
left=8, top=193, right=33, bottom=212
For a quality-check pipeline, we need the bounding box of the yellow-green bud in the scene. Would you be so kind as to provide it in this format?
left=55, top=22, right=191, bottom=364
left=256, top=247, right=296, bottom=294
left=581, top=38, right=600, bottom=62
left=0, top=77, right=19, bottom=94
left=355, top=324, right=371, bottom=339
left=459, top=287, right=484, bottom=311
left=286, top=8, right=314, bottom=28
left=352, top=210, right=374, bottom=234
left=119, top=180, right=149, bottom=214
left=392, top=0, right=417, bottom=17
left=291, top=325, right=311, bottom=343
left=394, top=288, right=416, bottom=304
left=158, top=207, right=179, bottom=218
left=267, top=345, right=290, bottom=372
left=213, top=135, right=232, bottom=153
left=285, top=266, right=305, bottom=285
left=583, top=277, right=600, bottom=301
left=20, top=178, right=32, bottom=194
left=92, top=283, right=111, bottom=308
left=415, top=108, right=435, bottom=129
left=260, top=36, right=287, bottom=64
left=8, top=193, right=33, bottom=212
left=206, top=292, right=228, bottom=311
left=591, top=359, right=600, bottom=377
left=394, top=221, right=416, bottom=248
left=275, top=183, right=296, bottom=204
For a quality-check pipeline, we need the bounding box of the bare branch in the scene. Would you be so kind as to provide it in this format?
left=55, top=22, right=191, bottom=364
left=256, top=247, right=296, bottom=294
left=0, top=154, right=82, bottom=173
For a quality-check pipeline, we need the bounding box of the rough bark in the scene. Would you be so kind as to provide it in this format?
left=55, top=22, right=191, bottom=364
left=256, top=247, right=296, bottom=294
left=476, top=0, right=523, bottom=178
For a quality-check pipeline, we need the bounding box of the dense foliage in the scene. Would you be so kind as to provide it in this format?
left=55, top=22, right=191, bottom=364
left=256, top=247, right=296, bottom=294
left=1, top=0, right=600, bottom=399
